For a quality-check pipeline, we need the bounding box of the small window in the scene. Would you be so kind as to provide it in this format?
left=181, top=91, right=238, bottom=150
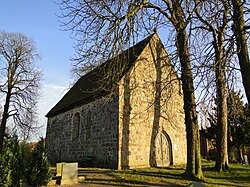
left=72, top=112, right=80, bottom=140
left=86, top=111, right=92, bottom=139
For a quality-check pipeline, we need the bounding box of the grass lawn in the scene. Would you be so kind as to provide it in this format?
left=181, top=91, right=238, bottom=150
left=202, top=161, right=250, bottom=186
left=107, top=160, right=250, bottom=186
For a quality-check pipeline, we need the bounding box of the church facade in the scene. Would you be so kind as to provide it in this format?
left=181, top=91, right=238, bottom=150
left=45, top=33, right=187, bottom=169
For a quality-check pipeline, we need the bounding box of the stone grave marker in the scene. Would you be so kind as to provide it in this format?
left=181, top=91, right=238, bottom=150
left=56, top=162, right=78, bottom=185
left=56, top=162, right=63, bottom=176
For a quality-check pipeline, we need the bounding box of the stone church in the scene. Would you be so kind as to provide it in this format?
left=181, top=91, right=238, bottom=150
left=45, top=33, right=187, bottom=169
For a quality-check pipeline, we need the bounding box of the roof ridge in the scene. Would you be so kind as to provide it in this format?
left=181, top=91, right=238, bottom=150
left=75, top=33, right=155, bottom=80
left=46, top=33, right=155, bottom=117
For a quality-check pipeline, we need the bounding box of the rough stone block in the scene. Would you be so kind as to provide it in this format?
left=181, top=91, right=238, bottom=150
left=56, top=162, right=63, bottom=176
left=61, top=162, right=78, bottom=180
left=56, top=162, right=78, bottom=185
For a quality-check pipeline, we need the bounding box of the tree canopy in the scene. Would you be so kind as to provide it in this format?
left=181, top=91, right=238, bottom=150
left=0, top=31, right=42, bottom=151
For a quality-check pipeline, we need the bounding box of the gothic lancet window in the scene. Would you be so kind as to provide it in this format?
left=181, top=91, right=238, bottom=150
left=72, top=112, right=80, bottom=140
left=86, top=111, right=92, bottom=139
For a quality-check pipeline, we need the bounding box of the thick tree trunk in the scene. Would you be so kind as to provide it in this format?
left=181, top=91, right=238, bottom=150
left=232, top=0, right=250, bottom=106
left=0, top=92, right=11, bottom=152
left=176, top=28, right=202, bottom=178
left=170, top=0, right=202, bottom=178
left=214, top=37, right=229, bottom=171
left=215, top=77, right=229, bottom=170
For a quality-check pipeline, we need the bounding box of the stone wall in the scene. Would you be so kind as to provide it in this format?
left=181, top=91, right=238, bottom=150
left=46, top=34, right=186, bottom=170
left=46, top=94, right=119, bottom=168
left=118, top=34, right=186, bottom=169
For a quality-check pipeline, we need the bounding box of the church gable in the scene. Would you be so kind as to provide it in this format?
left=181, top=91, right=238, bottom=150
left=117, top=34, right=186, bottom=169
left=45, top=33, right=186, bottom=169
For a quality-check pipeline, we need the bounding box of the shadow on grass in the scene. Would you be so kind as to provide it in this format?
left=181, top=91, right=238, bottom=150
left=134, top=167, right=204, bottom=181
left=79, top=169, right=183, bottom=186
left=86, top=178, right=182, bottom=186
left=201, top=162, right=250, bottom=186
left=75, top=162, right=249, bottom=186
left=107, top=167, right=205, bottom=187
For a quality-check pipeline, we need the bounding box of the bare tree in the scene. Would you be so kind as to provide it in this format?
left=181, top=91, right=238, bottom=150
left=231, top=0, right=250, bottom=106
left=0, top=31, right=42, bottom=152
left=59, top=0, right=202, bottom=178
left=194, top=0, right=231, bottom=171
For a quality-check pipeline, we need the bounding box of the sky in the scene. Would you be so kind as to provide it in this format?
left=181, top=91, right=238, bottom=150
left=0, top=1, right=247, bottom=140
left=0, top=0, right=74, bottom=138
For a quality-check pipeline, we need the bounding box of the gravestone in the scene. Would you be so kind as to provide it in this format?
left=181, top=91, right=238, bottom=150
left=244, top=155, right=249, bottom=165
left=56, top=162, right=78, bottom=185
left=56, top=162, right=63, bottom=176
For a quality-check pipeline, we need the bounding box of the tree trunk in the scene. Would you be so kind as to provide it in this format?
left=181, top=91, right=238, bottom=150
left=176, top=27, right=202, bottom=178
left=0, top=91, right=11, bottom=152
left=171, top=0, right=202, bottom=178
left=232, top=0, right=250, bottom=106
left=236, top=126, right=243, bottom=163
left=195, top=124, right=203, bottom=176
left=214, top=36, right=229, bottom=171
left=215, top=75, right=229, bottom=170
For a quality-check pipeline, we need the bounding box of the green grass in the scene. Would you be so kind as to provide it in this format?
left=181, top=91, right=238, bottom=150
left=109, top=166, right=189, bottom=186
left=107, top=160, right=250, bottom=186
left=52, top=160, right=250, bottom=186
left=202, top=161, right=250, bottom=186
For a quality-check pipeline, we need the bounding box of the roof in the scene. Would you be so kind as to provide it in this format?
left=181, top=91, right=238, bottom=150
left=46, top=34, right=155, bottom=117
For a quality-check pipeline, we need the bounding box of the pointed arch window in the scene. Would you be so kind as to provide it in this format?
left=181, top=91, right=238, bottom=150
left=72, top=112, right=80, bottom=140
left=86, top=111, right=92, bottom=139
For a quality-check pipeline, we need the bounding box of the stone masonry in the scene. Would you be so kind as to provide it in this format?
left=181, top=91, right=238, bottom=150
left=46, top=94, right=119, bottom=168
left=45, top=33, right=186, bottom=169
left=118, top=34, right=186, bottom=169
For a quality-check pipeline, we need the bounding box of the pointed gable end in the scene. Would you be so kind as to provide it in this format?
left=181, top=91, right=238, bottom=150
left=46, top=34, right=157, bottom=117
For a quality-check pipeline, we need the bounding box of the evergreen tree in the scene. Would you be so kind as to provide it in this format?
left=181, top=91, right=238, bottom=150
left=238, top=104, right=250, bottom=154
left=26, top=138, right=51, bottom=187
left=0, top=134, right=23, bottom=187
left=206, top=91, right=250, bottom=163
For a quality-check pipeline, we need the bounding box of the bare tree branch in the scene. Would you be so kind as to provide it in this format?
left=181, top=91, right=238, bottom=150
left=0, top=31, right=42, bottom=151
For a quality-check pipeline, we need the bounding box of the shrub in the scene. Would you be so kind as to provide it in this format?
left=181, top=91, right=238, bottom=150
left=0, top=135, right=24, bottom=187
left=26, top=138, right=52, bottom=186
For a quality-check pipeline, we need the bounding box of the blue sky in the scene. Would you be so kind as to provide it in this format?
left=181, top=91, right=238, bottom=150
left=0, top=0, right=73, bottom=138
left=0, top=0, right=73, bottom=86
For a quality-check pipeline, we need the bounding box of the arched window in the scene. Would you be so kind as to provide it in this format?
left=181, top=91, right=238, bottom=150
left=72, top=112, right=80, bottom=140
left=86, top=111, right=92, bottom=139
